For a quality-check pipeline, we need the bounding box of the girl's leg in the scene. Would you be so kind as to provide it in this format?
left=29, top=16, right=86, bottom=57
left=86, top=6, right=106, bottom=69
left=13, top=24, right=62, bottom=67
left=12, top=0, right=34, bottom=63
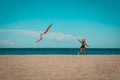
left=83, top=48, right=86, bottom=55
left=78, top=48, right=82, bottom=55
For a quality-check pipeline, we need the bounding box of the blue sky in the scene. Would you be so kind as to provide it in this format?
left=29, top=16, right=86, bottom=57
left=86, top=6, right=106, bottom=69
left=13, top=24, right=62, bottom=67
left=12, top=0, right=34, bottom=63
left=0, top=0, right=120, bottom=48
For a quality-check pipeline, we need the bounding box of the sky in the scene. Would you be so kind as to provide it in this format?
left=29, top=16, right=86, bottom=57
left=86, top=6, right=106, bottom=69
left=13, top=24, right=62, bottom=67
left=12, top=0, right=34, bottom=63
left=0, top=0, right=120, bottom=48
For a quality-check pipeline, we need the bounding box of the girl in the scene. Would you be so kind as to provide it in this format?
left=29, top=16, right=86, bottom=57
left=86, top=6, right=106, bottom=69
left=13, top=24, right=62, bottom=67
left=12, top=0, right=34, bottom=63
left=77, top=39, right=89, bottom=55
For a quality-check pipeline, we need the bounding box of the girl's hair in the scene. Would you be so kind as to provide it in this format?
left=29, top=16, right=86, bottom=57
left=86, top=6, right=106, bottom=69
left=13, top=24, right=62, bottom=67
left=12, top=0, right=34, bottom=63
left=82, top=39, right=85, bottom=42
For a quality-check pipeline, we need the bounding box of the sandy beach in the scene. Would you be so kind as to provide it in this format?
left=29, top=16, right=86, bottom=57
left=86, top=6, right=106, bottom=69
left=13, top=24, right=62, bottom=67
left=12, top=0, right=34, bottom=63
left=0, top=55, right=120, bottom=80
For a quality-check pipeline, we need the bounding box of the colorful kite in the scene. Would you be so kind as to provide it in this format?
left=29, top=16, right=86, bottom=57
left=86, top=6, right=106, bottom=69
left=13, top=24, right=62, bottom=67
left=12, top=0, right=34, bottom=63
left=44, top=24, right=52, bottom=34
left=36, top=24, right=52, bottom=43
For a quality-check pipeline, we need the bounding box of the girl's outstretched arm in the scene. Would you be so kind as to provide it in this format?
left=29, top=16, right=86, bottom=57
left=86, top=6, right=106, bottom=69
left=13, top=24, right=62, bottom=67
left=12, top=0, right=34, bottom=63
left=77, top=39, right=82, bottom=43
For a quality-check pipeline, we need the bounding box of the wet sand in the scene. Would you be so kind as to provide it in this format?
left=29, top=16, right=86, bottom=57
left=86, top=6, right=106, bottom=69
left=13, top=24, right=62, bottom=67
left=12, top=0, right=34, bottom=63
left=0, top=55, right=120, bottom=80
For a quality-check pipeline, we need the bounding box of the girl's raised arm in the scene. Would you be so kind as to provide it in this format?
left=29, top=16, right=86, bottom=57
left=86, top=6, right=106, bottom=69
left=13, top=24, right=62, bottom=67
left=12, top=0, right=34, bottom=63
left=77, top=39, right=82, bottom=43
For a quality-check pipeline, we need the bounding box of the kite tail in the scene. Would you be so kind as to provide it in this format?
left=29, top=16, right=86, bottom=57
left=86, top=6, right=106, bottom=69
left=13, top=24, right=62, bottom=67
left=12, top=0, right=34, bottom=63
left=36, top=33, right=43, bottom=43
left=36, top=39, right=41, bottom=43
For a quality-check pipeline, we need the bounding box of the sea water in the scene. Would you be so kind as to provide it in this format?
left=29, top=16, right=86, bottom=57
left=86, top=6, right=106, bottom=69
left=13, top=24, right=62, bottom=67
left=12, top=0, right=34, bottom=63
left=0, top=48, right=120, bottom=55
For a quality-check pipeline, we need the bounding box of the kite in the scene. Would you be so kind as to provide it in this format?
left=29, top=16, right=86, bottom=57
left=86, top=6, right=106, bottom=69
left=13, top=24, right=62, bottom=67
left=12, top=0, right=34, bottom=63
left=36, top=24, right=52, bottom=43
left=44, top=24, right=52, bottom=34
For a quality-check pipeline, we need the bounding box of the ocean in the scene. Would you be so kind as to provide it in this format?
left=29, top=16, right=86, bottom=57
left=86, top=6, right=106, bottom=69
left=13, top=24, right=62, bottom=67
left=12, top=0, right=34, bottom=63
left=0, top=48, right=120, bottom=55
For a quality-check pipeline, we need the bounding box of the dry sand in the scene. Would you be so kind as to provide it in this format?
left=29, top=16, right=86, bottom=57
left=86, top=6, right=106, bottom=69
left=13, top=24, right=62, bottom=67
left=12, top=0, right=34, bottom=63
left=0, top=55, right=120, bottom=80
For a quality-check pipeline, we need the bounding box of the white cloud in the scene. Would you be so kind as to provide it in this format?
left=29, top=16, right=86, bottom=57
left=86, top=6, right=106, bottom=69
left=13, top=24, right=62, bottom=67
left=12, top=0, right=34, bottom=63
left=0, top=40, right=13, bottom=45
left=0, top=29, right=40, bottom=37
left=0, top=29, right=84, bottom=41
left=46, top=32, right=77, bottom=41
